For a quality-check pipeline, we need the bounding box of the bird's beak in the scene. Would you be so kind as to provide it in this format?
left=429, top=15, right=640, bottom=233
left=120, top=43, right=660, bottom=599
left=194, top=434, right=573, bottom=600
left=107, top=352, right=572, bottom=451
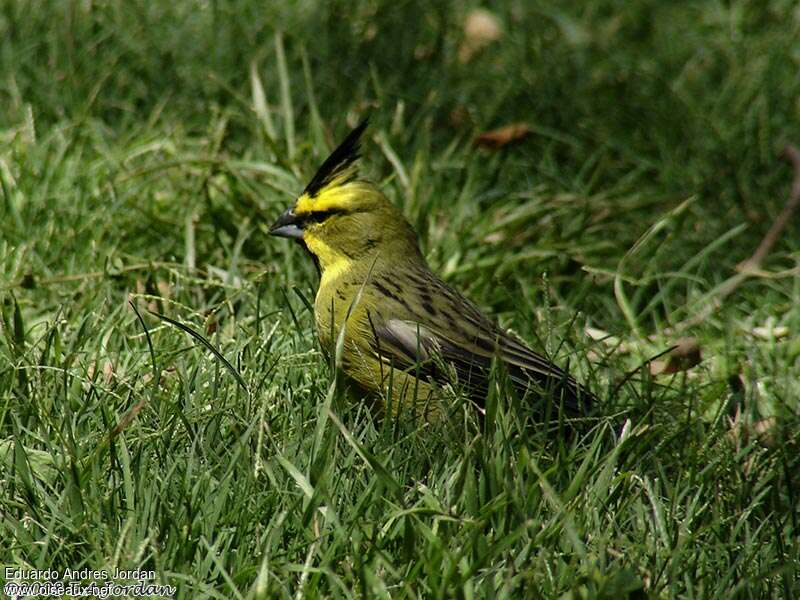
left=269, top=208, right=304, bottom=239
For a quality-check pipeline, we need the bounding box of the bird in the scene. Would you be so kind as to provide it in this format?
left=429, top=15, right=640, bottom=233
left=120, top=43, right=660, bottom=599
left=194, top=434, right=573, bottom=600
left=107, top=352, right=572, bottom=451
left=269, top=120, right=595, bottom=423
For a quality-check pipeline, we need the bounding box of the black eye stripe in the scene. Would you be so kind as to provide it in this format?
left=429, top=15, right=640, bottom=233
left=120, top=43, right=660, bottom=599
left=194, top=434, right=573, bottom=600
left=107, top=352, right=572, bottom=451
left=300, top=208, right=361, bottom=224
left=303, top=210, right=336, bottom=224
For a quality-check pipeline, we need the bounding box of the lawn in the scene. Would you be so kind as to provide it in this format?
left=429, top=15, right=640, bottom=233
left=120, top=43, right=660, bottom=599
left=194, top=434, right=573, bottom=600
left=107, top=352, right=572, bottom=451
left=1, top=1, right=798, bottom=598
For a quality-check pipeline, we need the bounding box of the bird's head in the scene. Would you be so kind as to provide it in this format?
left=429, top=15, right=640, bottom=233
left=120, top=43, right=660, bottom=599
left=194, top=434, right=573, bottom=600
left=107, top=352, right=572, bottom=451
left=269, top=120, right=421, bottom=273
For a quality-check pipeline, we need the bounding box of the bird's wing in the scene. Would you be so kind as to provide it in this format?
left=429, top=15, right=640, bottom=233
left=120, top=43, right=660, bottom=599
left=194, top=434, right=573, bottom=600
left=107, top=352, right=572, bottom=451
left=368, top=315, right=593, bottom=417
left=367, top=317, right=484, bottom=391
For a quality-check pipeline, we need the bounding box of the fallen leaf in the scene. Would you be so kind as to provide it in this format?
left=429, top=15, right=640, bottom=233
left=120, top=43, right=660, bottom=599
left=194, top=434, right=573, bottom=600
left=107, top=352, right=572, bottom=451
left=459, top=9, right=502, bottom=63
left=475, top=122, right=531, bottom=149
left=112, top=396, right=148, bottom=437
left=650, top=337, right=701, bottom=375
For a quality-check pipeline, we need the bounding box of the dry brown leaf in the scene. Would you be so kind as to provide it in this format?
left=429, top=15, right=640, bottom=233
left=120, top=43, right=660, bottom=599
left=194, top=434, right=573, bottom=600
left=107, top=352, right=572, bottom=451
left=459, top=9, right=502, bottom=63
left=111, top=396, right=148, bottom=437
left=650, top=337, right=701, bottom=375
left=475, top=123, right=531, bottom=150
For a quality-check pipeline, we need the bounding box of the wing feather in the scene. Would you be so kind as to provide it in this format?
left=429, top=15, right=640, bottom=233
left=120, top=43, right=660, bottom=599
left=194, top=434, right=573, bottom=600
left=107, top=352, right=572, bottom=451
left=369, top=316, right=593, bottom=417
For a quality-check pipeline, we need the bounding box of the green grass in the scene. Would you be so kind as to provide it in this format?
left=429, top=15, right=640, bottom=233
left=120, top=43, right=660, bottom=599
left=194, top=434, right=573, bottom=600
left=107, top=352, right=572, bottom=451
left=1, top=1, right=799, bottom=597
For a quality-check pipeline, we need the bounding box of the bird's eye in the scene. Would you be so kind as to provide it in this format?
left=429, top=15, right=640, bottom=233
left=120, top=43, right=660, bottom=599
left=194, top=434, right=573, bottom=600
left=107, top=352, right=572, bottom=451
left=304, top=210, right=336, bottom=224
left=301, top=208, right=353, bottom=225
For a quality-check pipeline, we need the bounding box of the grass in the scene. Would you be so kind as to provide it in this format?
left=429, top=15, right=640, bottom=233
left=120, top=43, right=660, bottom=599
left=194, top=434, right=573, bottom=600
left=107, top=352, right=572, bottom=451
left=1, top=1, right=798, bottom=597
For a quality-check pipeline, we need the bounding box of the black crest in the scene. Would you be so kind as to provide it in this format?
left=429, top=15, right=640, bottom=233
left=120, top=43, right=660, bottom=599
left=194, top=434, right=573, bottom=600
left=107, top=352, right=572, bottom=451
left=304, top=119, right=369, bottom=198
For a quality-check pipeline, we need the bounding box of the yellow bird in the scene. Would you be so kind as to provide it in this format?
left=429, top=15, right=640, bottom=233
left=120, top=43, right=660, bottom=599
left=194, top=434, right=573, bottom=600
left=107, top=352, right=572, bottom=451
left=270, top=121, right=595, bottom=422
